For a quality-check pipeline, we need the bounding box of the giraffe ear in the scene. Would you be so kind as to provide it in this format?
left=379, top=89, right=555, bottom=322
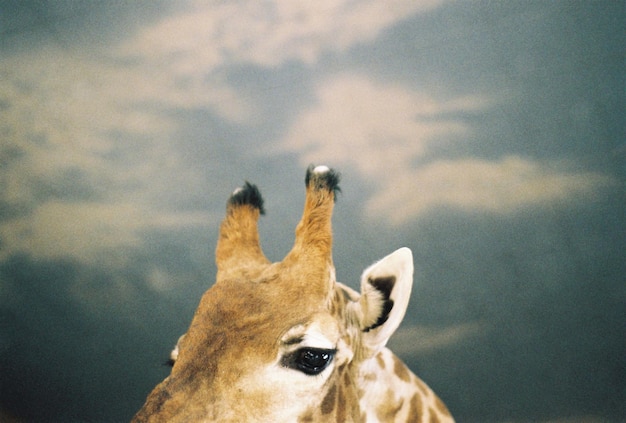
left=355, top=248, right=414, bottom=355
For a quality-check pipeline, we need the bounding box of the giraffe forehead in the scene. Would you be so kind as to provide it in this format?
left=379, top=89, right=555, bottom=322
left=189, top=277, right=334, bottom=352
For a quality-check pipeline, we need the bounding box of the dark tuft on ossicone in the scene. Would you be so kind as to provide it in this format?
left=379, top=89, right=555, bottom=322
left=305, top=164, right=341, bottom=201
left=228, top=182, right=265, bottom=214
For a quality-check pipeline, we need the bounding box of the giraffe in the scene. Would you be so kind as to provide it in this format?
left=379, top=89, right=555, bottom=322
left=132, top=165, right=454, bottom=422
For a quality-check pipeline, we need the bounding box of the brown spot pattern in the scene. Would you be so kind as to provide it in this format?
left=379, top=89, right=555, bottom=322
left=407, top=393, right=422, bottom=422
left=336, top=385, right=346, bottom=422
left=415, top=377, right=429, bottom=396
left=343, top=370, right=352, bottom=386
left=375, top=390, right=403, bottom=421
left=321, top=384, right=336, bottom=415
left=297, top=411, right=314, bottom=422
left=393, top=355, right=411, bottom=383
left=435, top=396, right=451, bottom=416
left=376, top=353, right=386, bottom=370
left=429, top=407, right=439, bottom=423
left=362, top=372, right=377, bottom=382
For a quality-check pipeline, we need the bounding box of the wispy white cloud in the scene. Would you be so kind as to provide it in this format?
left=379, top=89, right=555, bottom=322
left=0, top=201, right=215, bottom=265
left=275, top=74, right=486, bottom=175
left=276, top=75, right=615, bottom=224
left=389, top=321, right=487, bottom=356
left=112, top=0, right=446, bottom=121
left=1, top=1, right=446, bottom=263
left=367, top=156, right=616, bottom=225
left=0, top=50, right=218, bottom=263
left=119, top=0, right=444, bottom=68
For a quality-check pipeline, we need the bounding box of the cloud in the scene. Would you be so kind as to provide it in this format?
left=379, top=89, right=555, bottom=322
left=0, top=47, right=219, bottom=263
left=1, top=49, right=184, bottom=201
left=1, top=1, right=448, bottom=264
left=276, top=75, right=615, bottom=224
left=366, top=156, right=616, bottom=225
left=275, top=74, right=483, bottom=175
left=0, top=201, right=214, bottom=265
left=119, top=0, right=444, bottom=68
left=110, top=0, right=446, bottom=122
left=389, top=321, right=487, bottom=356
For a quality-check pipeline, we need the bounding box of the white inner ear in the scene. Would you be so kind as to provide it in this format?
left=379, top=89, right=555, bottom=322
left=357, top=247, right=414, bottom=353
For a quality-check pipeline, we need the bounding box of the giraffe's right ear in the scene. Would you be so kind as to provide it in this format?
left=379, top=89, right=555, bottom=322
left=353, top=248, right=414, bottom=356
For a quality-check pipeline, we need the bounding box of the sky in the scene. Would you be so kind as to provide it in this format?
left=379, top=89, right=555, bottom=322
left=0, top=1, right=624, bottom=422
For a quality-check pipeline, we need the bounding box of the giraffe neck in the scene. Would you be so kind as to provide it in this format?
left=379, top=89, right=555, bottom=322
left=358, top=348, right=454, bottom=422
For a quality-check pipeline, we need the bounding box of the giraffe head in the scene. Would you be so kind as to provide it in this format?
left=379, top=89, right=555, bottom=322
left=132, top=166, right=422, bottom=422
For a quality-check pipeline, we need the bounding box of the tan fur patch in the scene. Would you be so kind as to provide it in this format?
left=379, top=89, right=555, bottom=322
left=336, top=385, right=346, bottom=422
left=415, top=377, right=429, bottom=396
left=376, top=353, right=386, bottom=370
left=362, top=372, right=377, bottom=382
left=408, top=393, right=423, bottom=422
left=297, top=411, right=314, bottom=422
left=435, top=395, right=451, bottom=416
left=429, top=407, right=439, bottom=423
left=321, top=384, right=336, bottom=415
left=343, top=369, right=351, bottom=386
left=375, top=390, right=403, bottom=421
left=393, top=354, right=411, bottom=383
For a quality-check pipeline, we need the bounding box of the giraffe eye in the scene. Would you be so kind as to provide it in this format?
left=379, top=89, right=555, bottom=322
left=282, top=348, right=336, bottom=376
